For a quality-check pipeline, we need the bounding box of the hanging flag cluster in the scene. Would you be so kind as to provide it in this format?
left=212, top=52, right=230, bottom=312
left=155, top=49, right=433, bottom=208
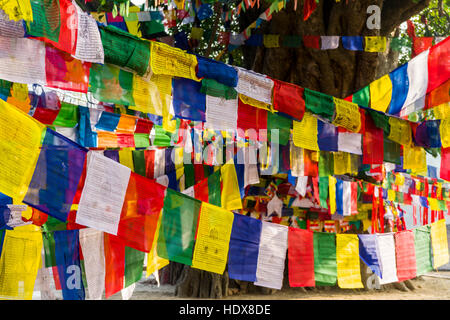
left=0, top=0, right=448, bottom=300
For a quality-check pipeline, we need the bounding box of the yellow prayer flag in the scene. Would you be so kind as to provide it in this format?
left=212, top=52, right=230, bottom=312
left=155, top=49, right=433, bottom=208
left=369, top=74, right=392, bottom=113
left=336, top=234, right=364, bottom=289
left=430, top=219, right=449, bottom=269
left=293, top=112, right=319, bottom=151
left=7, top=83, right=31, bottom=114
left=130, top=73, right=164, bottom=116
left=403, top=143, right=427, bottom=174
left=150, top=41, right=201, bottom=81
left=146, top=210, right=169, bottom=277
left=118, top=148, right=135, bottom=172
left=220, top=161, right=243, bottom=211
left=388, top=189, right=396, bottom=202
left=190, top=27, right=204, bottom=40
left=388, top=117, right=412, bottom=146
left=333, top=152, right=358, bottom=175
left=191, top=202, right=234, bottom=274
left=329, top=176, right=337, bottom=214
left=0, top=99, right=45, bottom=202
left=332, top=98, right=361, bottom=133
left=429, top=198, right=439, bottom=211
left=365, top=36, right=387, bottom=52
left=239, top=94, right=273, bottom=112
left=0, top=226, right=43, bottom=300
left=263, top=35, right=280, bottom=48
left=440, top=117, right=450, bottom=148
left=124, top=6, right=142, bottom=37
left=0, top=0, right=33, bottom=22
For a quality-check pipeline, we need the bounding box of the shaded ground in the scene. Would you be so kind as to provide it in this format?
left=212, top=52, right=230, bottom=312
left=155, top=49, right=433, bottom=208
left=111, top=271, right=450, bottom=300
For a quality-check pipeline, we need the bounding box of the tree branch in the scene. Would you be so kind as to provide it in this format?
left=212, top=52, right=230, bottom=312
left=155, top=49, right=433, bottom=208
left=380, top=0, right=432, bottom=35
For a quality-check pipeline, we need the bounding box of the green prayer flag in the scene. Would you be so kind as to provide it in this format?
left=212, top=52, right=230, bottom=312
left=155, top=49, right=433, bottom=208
left=124, top=246, right=145, bottom=287
left=184, top=164, right=195, bottom=189
left=314, top=232, right=337, bottom=286
left=208, top=170, right=221, bottom=207
left=368, top=110, right=390, bottom=135
left=319, top=151, right=334, bottom=177
left=304, top=88, right=335, bottom=121
left=42, top=232, right=57, bottom=268
left=268, top=112, right=291, bottom=146
left=100, top=25, right=150, bottom=76
left=88, top=63, right=135, bottom=106
left=53, top=102, right=78, bottom=127
left=319, top=176, right=329, bottom=209
left=27, top=0, right=61, bottom=43
left=383, top=136, right=401, bottom=165
left=414, top=225, right=433, bottom=276
left=157, top=189, right=201, bottom=265
left=200, top=79, right=237, bottom=100
left=134, top=133, right=150, bottom=148
left=132, top=150, right=146, bottom=177
left=152, top=125, right=172, bottom=147
left=352, top=86, right=370, bottom=108
left=281, top=35, right=302, bottom=48
left=0, top=80, right=12, bottom=97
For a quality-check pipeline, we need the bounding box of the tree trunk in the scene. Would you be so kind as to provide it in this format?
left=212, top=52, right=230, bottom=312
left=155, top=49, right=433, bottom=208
left=173, top=0, right=431, bottom=298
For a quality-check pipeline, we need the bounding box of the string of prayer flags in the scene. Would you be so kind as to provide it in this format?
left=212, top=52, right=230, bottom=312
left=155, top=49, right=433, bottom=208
left=376, top=233, right=398, bottom=285
left=293, top=112, right=319, bottom=151
left=200, top=79, right=237, bottom=100
left=228, top=213, right=262, bottom=282
left=23, top=128, right=87, bottom=222
left=150, top=41, right=200, bottom=81
left=234, top=67, right=274, bottom=106
left=157, top=189, right=201, bottom=266
left=313, top=232, right=337, bottom=286
left=79, top=228, right=105, bottom=300
left=54, top=230, right=85, bottom=300
left=336, top=234, right=363, bottom=289
left=288, top=227, right=315, bottom=287
left=254, top=222, right=288, bottom=290
left=0, top=99, right=45, bottom=202
left=75, top=151, right=131, bottom=235
left=304, top=88, right=335, bottom=121
left=272, top=79, right=305, bottom=121
left=172, top=77, right=206, bottom=122
left=191, top=202, right=234, bottom=274
left=413, top=225, right=433, bottom=276
left=430, top=219, right=449, bottom=269
left=358, top=234, right=382, bottom=278
left=394, top=230, right=417, bottom=281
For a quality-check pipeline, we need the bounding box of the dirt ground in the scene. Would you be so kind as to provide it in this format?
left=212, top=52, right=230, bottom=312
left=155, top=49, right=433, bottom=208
left=114, top=271, right=450, bottom=300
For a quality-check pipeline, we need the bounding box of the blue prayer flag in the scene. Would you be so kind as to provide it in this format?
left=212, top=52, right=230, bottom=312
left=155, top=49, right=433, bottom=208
left=95, top=111, right=121, bottom=132
left=342, top=36, right=364, bottom=51
left=317, top=121, right=338, bottom=152
left=358, top=234, right=382, bottom=278
left=388, top=64, right=409, bottom=115
left=172, top=78, right=206, bottom=121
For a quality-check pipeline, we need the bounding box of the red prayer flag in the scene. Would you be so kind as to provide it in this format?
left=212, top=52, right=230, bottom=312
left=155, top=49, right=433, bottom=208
left=117, top=173, right=166, bottom=252
left=144, top=150, right=155, bottom=179
left=427, top=37, right=450, bottom=94
left=412, top=37, right=433, bottom=56
left=288, top=227, right=315, bottom=287
left=363, top=113, right=384, bottom=165
left=303, top=0, right=317, bottom=21
left=441, top=147, right=450, bottom=181
left=237, top=98, right=268, bottom=141
left=104, top=233, right=125, bottom=299
left=117, top=133, right=135, bottom=148
left=303, top=35, right=320, bottom=49
left=394, top=230, right=417, bottom=282
left=135, top=118, right=154, bottom=134
left=272, top=79, right=305, bottom=121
